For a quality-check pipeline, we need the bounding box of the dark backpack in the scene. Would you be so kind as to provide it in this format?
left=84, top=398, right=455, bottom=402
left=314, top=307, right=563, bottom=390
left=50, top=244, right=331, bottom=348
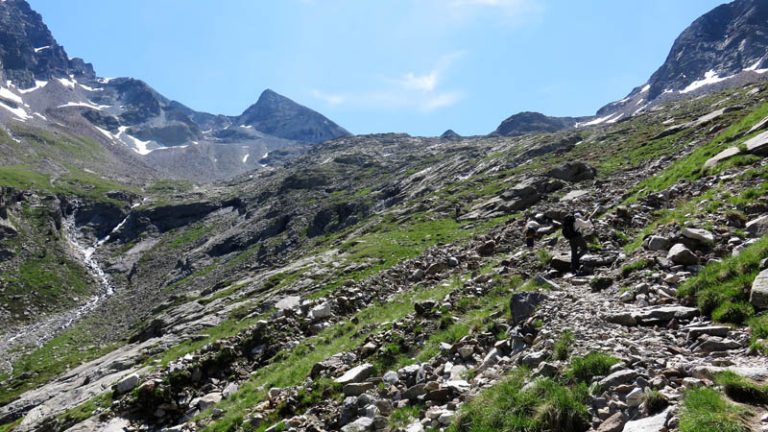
left=562, top=214, right=577, bottom=239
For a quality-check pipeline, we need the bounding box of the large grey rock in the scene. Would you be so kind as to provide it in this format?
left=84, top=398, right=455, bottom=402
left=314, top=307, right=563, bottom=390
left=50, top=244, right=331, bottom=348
left=274, top=296, right=301, bottom=310
left=646, top=236, right=670, bottom=251
left=746, top=215, right=768, bottom=237
left=598, top=412, right=626, bottom=432
left=599, top=369, right=639, bottom=389
left=114, top=373, right=140, bottom=395
left=698, top=337, right=741, bottom=352
left=197, top=392, right=222, bottom=410
left=704, top=146, right=741, bottom=169
left=509, top=292, right=548, bottom=325
left=750, top=269, right=768, bottom=310
left=606, top=306, right=698, bottom=326
left=341, top=417, right=374, bottom=432
left=335, top=363, right=374, bottom=385
left=687, top=326, right=730, bottom=339
left=667, top=243, right=698, bottom=265
left=622, top=408, right=671, bottom=432
left=546, top=161, right=596, bottom=182
left=681, top=227, right=715, bottom=244
left=309, top=302, right=333, bottom=321
left=745, top=130, right=768, bottom=155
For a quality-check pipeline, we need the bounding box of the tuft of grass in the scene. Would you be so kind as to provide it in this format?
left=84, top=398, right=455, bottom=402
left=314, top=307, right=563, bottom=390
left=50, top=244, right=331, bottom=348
left=748, top=314, right=768, bottom=354
left=448, top=370, right=590, bottom=432
left=552, top=330, right=574, bottom=361
left=389, top=405, right=423, bottom=429
left=642, top=388, right=669, bottom=414
left=536, top=249, right=553, bottom=267
left=621, top=258, right=653, bottom=278
left=678, top=236, right=768, bottom=325
left=565, top=352, right=620, bottom=384
left=714, top=371, right=768, bottom=405
left=679, top=388, right=750, bottom=432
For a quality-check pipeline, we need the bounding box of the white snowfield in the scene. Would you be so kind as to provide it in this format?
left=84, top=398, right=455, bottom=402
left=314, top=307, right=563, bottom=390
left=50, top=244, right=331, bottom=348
left=681, top=70, right=731, bottom=94
left=242, top=154, right=250, bottom=163
left=0, top=87, right=23, bottom=104
left=57, top=101, right=110, bottom=111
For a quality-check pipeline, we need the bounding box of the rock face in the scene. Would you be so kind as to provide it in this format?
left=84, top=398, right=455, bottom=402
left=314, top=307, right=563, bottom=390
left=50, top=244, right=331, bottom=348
left=238, top=89, right=351, bottom=144
left=598, top=0, right=768, bottom=118
left=750, top=269, right=768, bottom=310
left=0, top=0, right=94, bottom=87
left=491, top=111, right=582, bottom=137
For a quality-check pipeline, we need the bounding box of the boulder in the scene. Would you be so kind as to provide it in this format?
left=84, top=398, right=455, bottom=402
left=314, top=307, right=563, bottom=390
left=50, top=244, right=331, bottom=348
left=341, top=417, right=374, bottom=432
left=681, top=227, right=715, bottom=244
left=749, top=269, right=768, bottom=310
left=621, top=407, right=671, bottom=432
left=343, top=382, right=375, bottom=396
left=476, top=240, right=496, bottom=257
left=0, top=219, right=17, bottom=239
left=745, top=130, right=768, bottom=155
left=198, top=392, right=223, bottom=410
left=697, top=337, right=741, bottom=352
left=414, top=300, right=437, bottom=316
left=550, top=254, right=573, bottom=272
left=274, top=296, right=301, bottom=311
left=626, top=387, right=644, bottom=407
left=599, top=369, right=639, bottom=389
left=222, top=383, right=239, bottom=399
left=115, top=374, right=140, bottom=395
left=703, top=146, right=740, bottom=169
left=509, top=292, right=547, bottom=325
left=646, top=236, right=670, bottom=251
left=309, top=302, right=333, bottom=321
left=597, top=412, right=626, bottom=432
left=746, top=215, right=768, bottom=237
left=336, top=363, right=374, bottom=385
left=546, top=161, right=597, bottom=182
left=687, top=326, right=730, bottom=339
left=667, top=244, right=698, bottom=265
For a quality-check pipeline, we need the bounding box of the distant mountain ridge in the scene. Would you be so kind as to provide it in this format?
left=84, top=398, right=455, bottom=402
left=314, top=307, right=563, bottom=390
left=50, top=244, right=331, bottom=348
left=0, top=0, right=350, bottom=182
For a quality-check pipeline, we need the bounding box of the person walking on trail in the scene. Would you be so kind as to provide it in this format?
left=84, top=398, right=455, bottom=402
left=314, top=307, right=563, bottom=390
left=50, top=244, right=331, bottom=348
left=562, top=212, right=589, bottom=272
left=524, top=219, right=540, bottom=248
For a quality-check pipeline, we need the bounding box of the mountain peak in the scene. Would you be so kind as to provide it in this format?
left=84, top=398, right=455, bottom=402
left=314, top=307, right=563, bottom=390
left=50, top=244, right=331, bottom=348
left=239, top=89, right=351, bottom=144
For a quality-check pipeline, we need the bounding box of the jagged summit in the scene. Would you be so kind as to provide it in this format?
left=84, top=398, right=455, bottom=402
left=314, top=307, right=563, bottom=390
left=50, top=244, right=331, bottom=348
left=0, top=0, right=94, bottom=87
left=598, top=0, right=768, bottom=119
left=239, top=89, right=351, bottom=144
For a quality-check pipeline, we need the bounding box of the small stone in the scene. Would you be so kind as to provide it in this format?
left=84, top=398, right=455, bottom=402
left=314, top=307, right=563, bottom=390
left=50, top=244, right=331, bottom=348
left=681, top=227, right=715, bottom=244
left=198, top=392, right=223, bottom=410
left=222, top=382, right=239, bottom=399
left=750, top=269, right=768, bottom=310
left=115, top=373, right=140, bottom=395
left=344, top=382, right=375, bottom=396
left=626, top=387, right=644, bottom=407
left=596, top=412, right=626, bottom=432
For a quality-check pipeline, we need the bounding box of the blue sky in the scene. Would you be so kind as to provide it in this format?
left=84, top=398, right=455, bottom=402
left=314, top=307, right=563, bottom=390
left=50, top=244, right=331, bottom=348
left=30, top=0, right=726, bottom=136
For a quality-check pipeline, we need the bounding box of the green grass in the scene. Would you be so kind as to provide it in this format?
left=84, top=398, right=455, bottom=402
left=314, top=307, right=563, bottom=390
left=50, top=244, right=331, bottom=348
left=748, top=314, right=768, bottom=354
left=628, top=101, right=768, bottom=201
left=678, top=236, right=768, bottom=325
left=679, top=388, right=750, bottom=432
left=166, top=223, right=215, bottom=250
left=565, top=352, right=620, bottom=384
left=389, top=405, right=423, bottom=429
left=448, top=369, right=590, bottom=432
left=199, top=279, right=460, bottom=431
left=552, top=330, right=574, bottom=361
left=620, top=258, right=653, bottom=278
left=714, top=371, right=768, bottom=405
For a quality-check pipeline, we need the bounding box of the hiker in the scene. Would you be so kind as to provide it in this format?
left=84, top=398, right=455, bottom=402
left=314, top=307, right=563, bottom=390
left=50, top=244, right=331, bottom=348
left=524, top=219, right=539, bottom=248
left=562, top=212, right=589, bottom=272
left=454, top=203, right=462, bottom=220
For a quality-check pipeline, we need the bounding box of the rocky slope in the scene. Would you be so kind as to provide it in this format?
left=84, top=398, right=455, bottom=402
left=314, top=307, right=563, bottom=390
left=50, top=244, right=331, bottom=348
left=1, top=77, right=768, bottom=432
left=490, top=111, right=585, bottom=137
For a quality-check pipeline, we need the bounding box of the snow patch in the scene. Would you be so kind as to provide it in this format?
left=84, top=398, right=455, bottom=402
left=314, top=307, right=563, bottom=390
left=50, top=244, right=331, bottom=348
left=125, top=134, right=153, bottom=155
left=33, top=112, right=47, bottom=121
left=641, top=84, right=650, bottom=93
left=242, top=154, right=250, bottom=163
left=94, top=126, right=117, bottom=140
left=18, top=80, right=48, bottom=94
left=0, top=101, right=30, bottom=121
left=681, top=70, right=731, bottom=94
left=578, top=113, right=618, bottom=127
left=56, top=77, right=77, bottom=89
left=33, top=45, right=51, bottom=53
left=0, top=87, right=22, bottom=105
left=58, top=101, right=109, bottom=110
left=745, top=58, right=768, bottom=74
left=97, top=77, right=115, bottom=84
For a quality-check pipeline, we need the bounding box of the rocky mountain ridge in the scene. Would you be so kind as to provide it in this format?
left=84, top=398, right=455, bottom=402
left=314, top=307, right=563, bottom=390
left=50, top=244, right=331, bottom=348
left=0, top=0, right=350, bottom=182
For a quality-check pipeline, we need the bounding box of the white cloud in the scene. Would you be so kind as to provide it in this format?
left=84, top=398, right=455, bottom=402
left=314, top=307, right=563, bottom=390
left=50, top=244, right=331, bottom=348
left=312, top=52, right=466, bottom=113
